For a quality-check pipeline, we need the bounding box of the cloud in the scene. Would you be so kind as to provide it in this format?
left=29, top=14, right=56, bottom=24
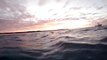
left=0, top=0, right=29, bottom=20
left=0, top=0, right=107, bottom=20
left=0, top=19, right=35, bottom=32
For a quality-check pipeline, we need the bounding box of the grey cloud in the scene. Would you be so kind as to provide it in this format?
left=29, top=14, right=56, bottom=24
left=38, top=0, right=50, bottom=6
left=0, top=19, right=33, bottom=31
left=0, top=19, right=20, bottom=30
left=0, top=0, right=27, bottom=20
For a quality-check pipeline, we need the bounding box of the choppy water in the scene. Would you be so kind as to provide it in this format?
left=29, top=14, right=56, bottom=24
left=0, top=26, right=107, bottom=60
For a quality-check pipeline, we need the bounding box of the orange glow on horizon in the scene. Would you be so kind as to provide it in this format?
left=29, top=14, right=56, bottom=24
left=17, top=19, right=95, bottom=32
left=0, top=19, right=102, bottom=33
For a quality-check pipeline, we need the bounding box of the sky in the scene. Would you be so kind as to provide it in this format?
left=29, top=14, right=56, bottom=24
left=0, top=0, right=107, bottom=33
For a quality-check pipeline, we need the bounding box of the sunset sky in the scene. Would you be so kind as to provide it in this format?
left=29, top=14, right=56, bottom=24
left=0, top=0, right=107, bottom=33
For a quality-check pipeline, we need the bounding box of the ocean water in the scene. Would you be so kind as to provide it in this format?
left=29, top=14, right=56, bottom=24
left=0, top=26, right=107, bottom=60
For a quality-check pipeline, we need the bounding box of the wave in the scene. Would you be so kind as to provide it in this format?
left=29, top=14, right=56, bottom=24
left=0, top=41, right=107, bottom=60
left=0, top=26, right=107, bottom=60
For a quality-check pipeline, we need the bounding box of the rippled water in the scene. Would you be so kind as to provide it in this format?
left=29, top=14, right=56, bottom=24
left=0, top=26, right=107, bottom=60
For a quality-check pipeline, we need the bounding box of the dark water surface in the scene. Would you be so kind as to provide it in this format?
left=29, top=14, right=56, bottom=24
left=0, top=26, right=107, bottom=60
